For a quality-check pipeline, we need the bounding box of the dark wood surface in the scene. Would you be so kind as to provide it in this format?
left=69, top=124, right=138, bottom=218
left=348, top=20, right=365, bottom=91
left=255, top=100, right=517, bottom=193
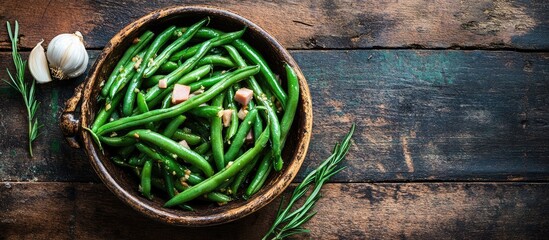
left=1, top=1, right=549, bottom=239
left=2, top=182, right=548, bottom=240
left=1, top=0, right=549, bottom=50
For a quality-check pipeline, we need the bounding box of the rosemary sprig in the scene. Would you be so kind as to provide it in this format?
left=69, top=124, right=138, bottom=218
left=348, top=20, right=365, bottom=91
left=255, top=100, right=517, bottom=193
left=263, top=124, right=355, bottom=240
left=3, top=21, right=41, bottom=157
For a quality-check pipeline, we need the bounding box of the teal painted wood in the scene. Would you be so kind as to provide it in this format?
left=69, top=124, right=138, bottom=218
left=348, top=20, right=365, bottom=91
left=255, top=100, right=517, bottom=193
left=294, top=50, right=549, bottom=182
left=1, top=50, right=549, bottom=182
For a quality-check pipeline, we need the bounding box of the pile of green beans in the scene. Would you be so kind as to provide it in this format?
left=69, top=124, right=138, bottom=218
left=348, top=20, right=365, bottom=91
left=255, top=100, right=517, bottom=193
left=91, top=18, right=300, bottom=209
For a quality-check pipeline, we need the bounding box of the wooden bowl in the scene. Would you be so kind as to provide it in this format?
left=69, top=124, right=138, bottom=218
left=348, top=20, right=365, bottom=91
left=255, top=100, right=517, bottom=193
left=59, top=6, right=312, bottom=226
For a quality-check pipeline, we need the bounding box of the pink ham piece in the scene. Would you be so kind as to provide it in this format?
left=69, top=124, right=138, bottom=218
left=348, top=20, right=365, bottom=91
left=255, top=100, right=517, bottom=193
left=237, top=108, right=248, bottom=120
left=178, top=140, right=190, bottom=149
left=171, top=84, right=191, bottom=104
left=221, top=109, right=233, bottom=127
left=158, top=79, right=168, bottom=89
left=234, top=88, right=254, bottom=106
left=245, top=131, right=254, bottom=144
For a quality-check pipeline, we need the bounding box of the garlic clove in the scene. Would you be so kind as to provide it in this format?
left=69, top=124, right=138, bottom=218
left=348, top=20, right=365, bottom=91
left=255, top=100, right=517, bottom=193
left=28, top=40, right=53, bottom=84
left=67, top=51, right=89, bottom=78
left=47, top=31, right=89, bottom=80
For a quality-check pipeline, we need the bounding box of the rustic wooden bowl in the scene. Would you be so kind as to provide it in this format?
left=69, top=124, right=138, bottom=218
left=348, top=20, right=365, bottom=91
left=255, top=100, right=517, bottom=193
left=59, top=6, right=312, bottom=226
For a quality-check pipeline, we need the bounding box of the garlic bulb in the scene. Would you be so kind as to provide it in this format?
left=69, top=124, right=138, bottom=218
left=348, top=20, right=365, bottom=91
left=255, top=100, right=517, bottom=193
left=46, top=31, right=89, bottom=80
left=29, top=40, right=53, bottom=84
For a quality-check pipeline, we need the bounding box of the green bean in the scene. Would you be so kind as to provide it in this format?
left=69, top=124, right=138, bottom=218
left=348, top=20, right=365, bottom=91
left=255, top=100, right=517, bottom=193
left=193, top=141, right=211, bottom=155
left=158, top=172, right=195, bottom=210
left=224, top=45, right=283, bottom=171
left=148, top=71, right=226, bottom=113
left=91, top=93, right=123, bottom=132
left=216, top=177, right=235, bottom=193
left=210, top=92, right=225, bottom=171
left=248, top=100, right=264, bottom=140
left=189, top=29, right=287, bottom=106
left=185, top=119, right=211, bottom=140
left=162, top=166, right=177, bottom=198
left=173, top=180, right=231, bottom=204
left=130, top=129, right=214, bottom=177
left=245, top=151, right=273, bottom=198
left=188, top=106, right=222, bottom=118
left=143, top=18, right=209, bottom=78
left=172, top=130, right=202, bottom=145
left=224, top=87, right=238, bottom=142
left=136, top=92, right=155, bottom=130
left=144, top=40, right=213, bottom=102
left=143, top=74, right=166, bottom=88
left=280, top=64, right=300, bottom=144
left=245, top=68, right=297, bottom=195
left=99, top=134, right=136, bottom=147
left=162, top=115, right=187, bottom=138
left=149, top=63, right=210, bottom=108
left=101, top=31, right=154, bottom=97
left=232, top=40, right=287, bottom=108
left=187, top=71, right=230, bottom=92
left=173, top=27, right=220, bottom=39
left=170, top=28, right=245, bottom=61
left=224, top=108, right=258, bottom=165
left=135, top=143, right=204, bottom=185
left=204, top=192, right=232, bottom=203
left=141, top=160, right=153, bottom=200
left=230, top=153, right=261, bottom=196
left=136, top=92, right=149, bottom=114
left=164, top=125, right=270, bottom=207
left=195, top=27, right=222, bottom=39
left=108, top=50, right=144, bottom=99
left=122, top=26, right=177, bottom=116
left=96, top=65, right=260, bottom=135
left=159, top=61, right=178, bottom=73
left=231, top=102, right=264, bottom=195
left=160, top=92, right=172, bottom=109
left=196, top=55, right=235, bottom=68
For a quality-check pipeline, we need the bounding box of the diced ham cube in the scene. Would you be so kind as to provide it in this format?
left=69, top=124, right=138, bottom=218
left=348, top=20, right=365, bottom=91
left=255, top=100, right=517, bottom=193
left=221, top=109, right=233, bottom=127
left=158, top=79, right=168, bottom=89
left=234, top=88, right=254, bottom=106
left=178, top=140, right=190, bottom=149
left=237, top=108, right=248, bottom=120
left=171, top=84, right=191, bottom=104
left=245, top=131, right=254, bottom=144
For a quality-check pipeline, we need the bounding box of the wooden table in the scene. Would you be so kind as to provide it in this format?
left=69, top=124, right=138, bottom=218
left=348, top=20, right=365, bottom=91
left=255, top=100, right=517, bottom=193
left=1, top=1, right=548, bottom=239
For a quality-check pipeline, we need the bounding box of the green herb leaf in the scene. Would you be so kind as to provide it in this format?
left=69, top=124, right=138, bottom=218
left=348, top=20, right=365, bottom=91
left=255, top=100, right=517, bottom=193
left=3, top=21, right=41, bottom=157
left=263, top=124, right=355, bottom=240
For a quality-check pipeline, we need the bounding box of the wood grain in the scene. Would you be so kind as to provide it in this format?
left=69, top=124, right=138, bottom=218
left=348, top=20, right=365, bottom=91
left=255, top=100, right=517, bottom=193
left=1, top=50, right=549, bottom=182
left=0, top=0, right=548, bottom=50
left=0, top=52, right=97, bottom=182
left=1, top=182, right=547, bottom=239
left=298, top=50, right=549, bottom=182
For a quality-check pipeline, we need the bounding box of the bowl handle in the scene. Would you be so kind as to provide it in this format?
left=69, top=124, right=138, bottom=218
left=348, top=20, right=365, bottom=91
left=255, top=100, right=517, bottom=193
left=59, top=82, right=85, bottom=148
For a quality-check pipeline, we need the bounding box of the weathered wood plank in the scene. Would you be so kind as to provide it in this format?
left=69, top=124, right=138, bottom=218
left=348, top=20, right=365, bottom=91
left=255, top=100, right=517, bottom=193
left=1, top=50, right=549, bottom=182
left=297, top=50, right=549, bottom=182
left=1, top=182, right=548, bottom=239
left=0, top=52, right=97, bottom=182
left=0, top=0, right=548, bottom=50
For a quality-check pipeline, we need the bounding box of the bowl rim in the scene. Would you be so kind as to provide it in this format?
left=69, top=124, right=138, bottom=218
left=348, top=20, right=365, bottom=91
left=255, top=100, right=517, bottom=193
left=79, top=5, right=313, bottom=226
